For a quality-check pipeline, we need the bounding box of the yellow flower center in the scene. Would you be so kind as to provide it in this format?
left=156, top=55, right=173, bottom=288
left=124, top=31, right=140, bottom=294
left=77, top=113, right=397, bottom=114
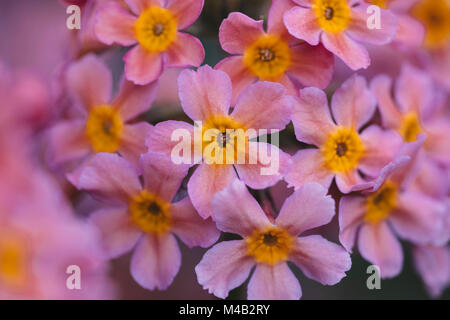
left=412, top=0, right=450, bottom=49
left=86, top=105, right=123, bottom=153
left=369, top=0, right=388, bottom=9
left=129, top=190, right=172, bottom=234
left=321, top=126, right=365, bottom=173
left=365, top=181, right=398, bottom=224
left=246, top=226, right=294, bottom=265
left=0, top=235, right=28, bottom=289
left=399, top=112, right=422, bottom=142
left=201, top=116, right=248, bottom=165
left=313, top=0, right=351, bottom=34
left=243, top=35, right=291, bottom=81
left=135, top=7, right=178, bottom=52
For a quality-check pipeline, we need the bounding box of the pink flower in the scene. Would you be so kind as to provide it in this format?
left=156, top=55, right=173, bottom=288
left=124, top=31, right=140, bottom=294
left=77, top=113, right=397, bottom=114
left=195, top=179, right=351, bottom=300
left=78, top=152, right=220, bottom=290
left=95, top=0, right=205, bottom=84
left=339, top=136, right=445, bottom=278
left=216, top=0, right=334, bottom=102
left=283, top=0, right=398, bottom=70
left=285, top=74, right=403, bottom=193
left=146, top=65, right=293, bottom=218
left=46, top=54, right=157, bottom=186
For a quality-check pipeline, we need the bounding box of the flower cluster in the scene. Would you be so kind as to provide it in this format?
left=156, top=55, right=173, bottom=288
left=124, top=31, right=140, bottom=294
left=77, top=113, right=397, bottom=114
left=0, top=0, right=449, bottom=299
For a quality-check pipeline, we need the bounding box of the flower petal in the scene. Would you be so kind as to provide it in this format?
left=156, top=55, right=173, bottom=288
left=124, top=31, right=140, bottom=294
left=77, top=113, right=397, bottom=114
left=321, top=32, right=370, bottom=70
left=165, top=32, right=205, bottom=68
left=339, top=196, right=366, bottom=252
left=167, top=0, right=204, bottom=29
left=283, top=6, right=322, bottom=45
left=370, top=75, right=402, bottom=129
left=118, top=122, right=152, bottom=170
left=267, top=0, right=297, bottom=40
left=124, top=45, right=164, bottom=85
left=276, top=183, right=335, bottom=236
left=335, top=170, right=365, bottom=194
left=124, top=0, right=163, bottom=15
left=396, top=14, right=425, bottom=47
left=95, top=2, right=137, bottom=46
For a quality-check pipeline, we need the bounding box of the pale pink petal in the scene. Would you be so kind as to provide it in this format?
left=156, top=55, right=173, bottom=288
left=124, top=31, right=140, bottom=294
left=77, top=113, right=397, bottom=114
left=124, top=45, right=164, bottom=85
left=267, top=0, right=297, bottom=40
left=359, top=125, right=403, bottom=177
left=370, top=75, right=402, bottom=129
left=170, top=197, right=220, bottom=248
left=211, top=179, right=270, bottom=237
left=214, top=56, right=256, bottom=104
left=219, top=12, right=265, bottom=54
left=288, top=43, right=334, bottom=89
left=335, top=170, right=365, bottom=194
left=165, top=33, right=205, bottom=68
left=178, top=66, right=232, bottom=121
left=291, top=87, right=335, bottom=146
left=347, top=4, right=398, bottom=45
left=276, top=183, right=335, bottom=236
left=247, top=263, right=301, bottom=300
left=124, top=0, right=163, bottom=15
left=130, top=233, right=181, bottom=290
left=187, top=163, right=236, bottom=219
left=283, top=6, right=322, bottom=45
left=89, top=207, right=142, bottom=258
left=235, top=142, right=291, bottom=190
left=396, top=14, right=425, bottom=47
left=67, top=155, right=94, bottom=187
left=285, top=149, right=335, bottom=191
left=167, top=0, right=204, bottom=29
left=195, top=240, right=255, bottom=299
left=95, top=2, right=137, bottom=46
left=290, top=235, right=351, bottom=285
left=112, top=77, right=158, bottom=121
left=118, top=122, right=152, bottom=169
left=141, top=152, right=189, bottom=202
left=413, top=157, right=449, bottom=199
left=231, top=81, right=292, bottom=131
left=321, top=32, right=370, bottom=70
left=331, top=75, right=376, bottom=130
left=78, top=153, right=141, bottom=205
left=339, top=196, right=366, bottom=252
left=424, top=119, right=450, bottom=165
left=292, top=0, right=314, bottom=5
left=66, top=54, right=112, bottom=112
left=358, top=222, right=403, bottom=278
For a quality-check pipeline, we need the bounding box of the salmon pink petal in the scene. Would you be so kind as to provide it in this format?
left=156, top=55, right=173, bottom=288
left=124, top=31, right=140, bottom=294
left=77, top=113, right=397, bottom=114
left=276, top=74, right=299, bottom=96
left=178, top=66, right=232, bottom=121
left=78, top=153, right=141, bottom=205
left=95, top=2, right=137, bottom=46
left=358, top=222, right=403, bottom=278
left=124, top=46, right=164, bottom=85
left=119, top=122, right=153, bottom=169
left=285, top=149, right=335, bottom=190
left=219, top=12, right=265, bottom=55
left=89, top=207, right=142, bottom=258
left=292, top=87, right=335, bottom=146
left=187, top=163, right=236, bottom=219
left=283, top=6, right=322, bottom=45
left=165, top=33, right=205, bottom=68
left=335, top=170, right=365, bottom=194
left=370, top=75, right=402, bottom=129
left=290, top=235, right=351, bottom=285
left=124, top=0, right=163, bottom=15
left=211, top=179, right=270, bottom=237
left=267, top=0, right=297, bottom=40
left=247, top=263, right=301, bottom=300
left=321, top=32, right=370, bottom=70
left=195, top=240, right=254, bottom=299
left=130, top=233, right=181, bottom=290
left=331, top=75, right=376, bottom=130
left=170, top=197, right=220, bottom=248
left=277, top=183, right=335, bottom=236
left=167, top=0, right=204, bottom=30
left=339, top=196, right=366, bottom=252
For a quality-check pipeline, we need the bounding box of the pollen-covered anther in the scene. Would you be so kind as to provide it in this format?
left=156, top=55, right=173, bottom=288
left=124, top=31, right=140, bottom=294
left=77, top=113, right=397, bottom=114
left=246, top=227, right=294, bottom=265
left=86, top=105, right=123, bottom=153
left=313, top=0, right=351, bottom=33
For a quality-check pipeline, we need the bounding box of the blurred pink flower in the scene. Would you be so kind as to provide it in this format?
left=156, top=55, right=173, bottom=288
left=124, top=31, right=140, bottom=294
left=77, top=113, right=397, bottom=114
left=146, top=66, right=292, bottom=218
left=285, top=74, right=403, bottom=193
left=46, top=54, right=157, bottom=186
left=216, top=1, right=334, bottom=102
left=283, top=0, right=398, bottom=70
left=95, top=0, right=205, bottom=84
left=195, top=179, right=351, bottom=300
left=78, top=152, right=219, bottom=290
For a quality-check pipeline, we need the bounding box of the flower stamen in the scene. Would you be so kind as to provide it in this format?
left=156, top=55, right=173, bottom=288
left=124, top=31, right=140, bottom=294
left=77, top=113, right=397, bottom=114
left=246, top=227, right=294, bottom=265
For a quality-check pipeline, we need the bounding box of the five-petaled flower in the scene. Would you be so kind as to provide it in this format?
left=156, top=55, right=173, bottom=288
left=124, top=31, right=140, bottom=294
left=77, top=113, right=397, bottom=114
left=78, top=152, right=220, bottom=290
left=283, top=0, right=398, bottom=70
left=195, top=179, right=351, bottom=300
left=95, top=0, right=205, bottom=84
left=216, top=0, right=334, bottom=102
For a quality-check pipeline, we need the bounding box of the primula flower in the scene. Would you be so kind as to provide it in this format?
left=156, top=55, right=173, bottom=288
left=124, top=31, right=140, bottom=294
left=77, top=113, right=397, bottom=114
left=195, top=179, right=351, bottom=300
left=285, top=74, right=402, bottom=193
left=95, top=0, right=205, bottom=84
left=283, top=0, right=398, bottom=70
left=47, top=54, right=157, bottom=186
left=339, top=136, right=445, bottom=278
left=216, top=0, right=334, bottom=101
left=146, top=65, right=292, bottom=219
left=78, top=152, right=220, bottom=290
